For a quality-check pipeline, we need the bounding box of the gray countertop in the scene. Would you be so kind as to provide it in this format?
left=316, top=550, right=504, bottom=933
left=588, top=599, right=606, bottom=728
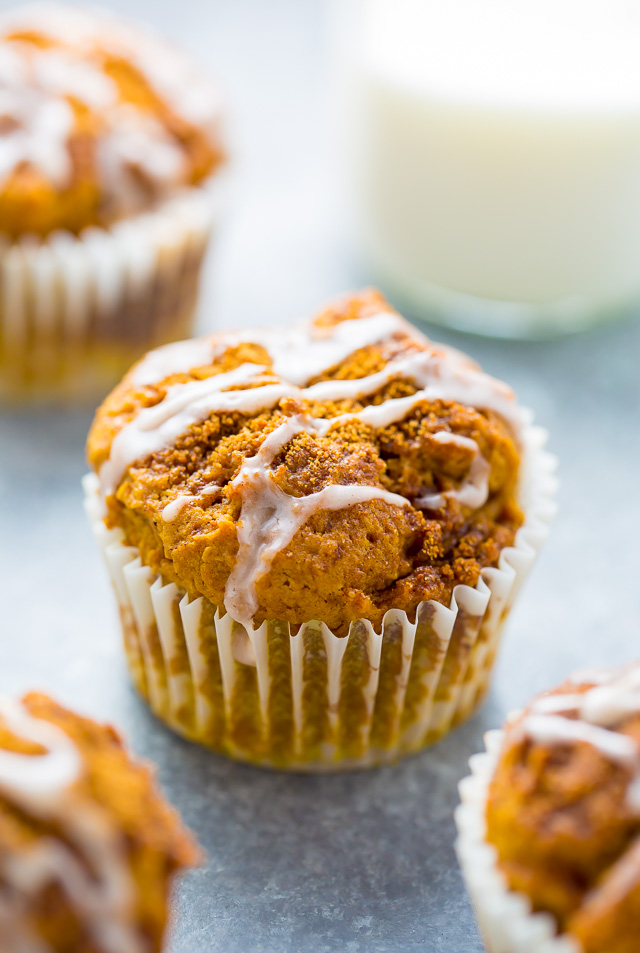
left=1, top=1, right=639, bottom=951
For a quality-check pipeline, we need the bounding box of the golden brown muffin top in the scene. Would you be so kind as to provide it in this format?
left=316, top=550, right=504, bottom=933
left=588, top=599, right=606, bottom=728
left=487, top=663, right=640, bottom=953
left=87, top=289, right=524, bottom=635
left=0, top=2, right=225, bottom=237
left=0, top=692, right=198, bottom=953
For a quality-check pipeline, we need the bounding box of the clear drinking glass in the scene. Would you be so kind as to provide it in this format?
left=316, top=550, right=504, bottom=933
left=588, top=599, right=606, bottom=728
left=333, top=0, right=640, bottom=338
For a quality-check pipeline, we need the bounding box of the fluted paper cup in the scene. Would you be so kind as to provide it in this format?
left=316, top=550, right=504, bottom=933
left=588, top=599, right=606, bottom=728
left=0, top=175, right=226, bottom=404
left=455, top=728, right=580, bottom=953
left=84, top=416, right=557, bottom=771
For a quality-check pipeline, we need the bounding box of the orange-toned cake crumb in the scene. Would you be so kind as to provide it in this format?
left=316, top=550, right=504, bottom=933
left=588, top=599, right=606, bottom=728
left=0, top=692, right=198, bottom=952
left=487, top=664, right=640, bottom=953
left=0, top=3, right=225, bottom=237
left=88, top=289, right=523, bottom=636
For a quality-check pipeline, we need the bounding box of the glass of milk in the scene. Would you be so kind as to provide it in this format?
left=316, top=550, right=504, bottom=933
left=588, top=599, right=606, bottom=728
left=336, top=0, right=640, bottom=337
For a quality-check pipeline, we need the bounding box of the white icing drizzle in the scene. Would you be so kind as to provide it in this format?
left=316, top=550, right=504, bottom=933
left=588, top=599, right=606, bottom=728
left=99, top=363, right=290, bottom=497
left=0, top=698, right=143, bottom=953
left=111, top=311, right=416, bottom=494
left=129, top=311, right=517, bottom=422
left=0, top=45, right=76, bottom=188
left=416, top=431, right=490, bottom=510
left=0, top=3, right=221, bottom=209
left=96, top=103, right=185, bottom=211
left=521, top=665, right=640, bottom=812
left=223, top=415, right=411, bottom=623
left=10, top=3, right=222, bottom=130
left=527, top=692, right=587, bottom=715
left=331, top=352, right=519, bottom=428
left=0, top=698, right=80, bottom=805
left=251, top=311, right=407, bottom=385
left=130, top=311, right=409, bottom=390
left=162, top=485, right=221, bottom=523
left=119, top=315, right=515, bottom=511
left=99, top=308, right=522, bottom=624
left=131, top=336, right=227, bottom=388
left=522, top=714, right=640, bottom=766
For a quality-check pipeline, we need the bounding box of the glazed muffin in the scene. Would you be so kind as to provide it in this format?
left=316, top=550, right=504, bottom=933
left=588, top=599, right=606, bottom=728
left=0, top=2, right=226, bottom=402
left=456, top=662, right=640, bottom=953
left=84, top=289, right=556, bottom=770
left=0, top=691, right=198, bottom=952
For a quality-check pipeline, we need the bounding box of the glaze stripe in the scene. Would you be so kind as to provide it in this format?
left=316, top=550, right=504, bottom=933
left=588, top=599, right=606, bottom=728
left=0, top=698, right=142, bottom=953
left=521, top=665, right=640, bottom=812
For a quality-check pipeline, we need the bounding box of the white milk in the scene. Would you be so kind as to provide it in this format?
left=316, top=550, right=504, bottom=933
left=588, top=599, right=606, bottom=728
left=341, top=0, right=640, bottom=337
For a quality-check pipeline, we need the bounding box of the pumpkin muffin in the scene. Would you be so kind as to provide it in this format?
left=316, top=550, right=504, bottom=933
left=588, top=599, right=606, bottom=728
left=0, top=691, right=198, bottom=953
left=84, top=289, right=556, bottom=770
left=456, top=662, right=640, bottom=953
left=0, top=2, right=226, bottom=402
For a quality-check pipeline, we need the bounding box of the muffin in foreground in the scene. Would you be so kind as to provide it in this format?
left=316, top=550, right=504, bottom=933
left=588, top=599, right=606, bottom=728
left=84, top=289, right=556, bottom=770
left=0, top=2, right=226, bottom=402
left=456, top=662, right=640, bottom=953
left=0, top=691, right=198, bottom=952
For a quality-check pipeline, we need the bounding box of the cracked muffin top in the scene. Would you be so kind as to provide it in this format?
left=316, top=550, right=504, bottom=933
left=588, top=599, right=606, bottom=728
left=0, top=2, right=225, bottom=237
left=487, top=663, right=640, bottom=953
left=87, top=289, right=524, bottom=634
left=0, top=692, right=197, bottom=953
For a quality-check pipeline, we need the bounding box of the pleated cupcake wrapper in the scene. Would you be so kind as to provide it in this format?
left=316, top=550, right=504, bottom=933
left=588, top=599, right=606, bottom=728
left=84, top=415, right=557, bottom=770
left=0, top=173, right=225, bottom=402
left=455, top=729, right=580, bottom=953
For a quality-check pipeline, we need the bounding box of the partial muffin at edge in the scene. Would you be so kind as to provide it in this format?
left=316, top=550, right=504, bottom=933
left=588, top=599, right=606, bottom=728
left=486, top=663, right=640, bottom=953
left=0, top=692, right=198, bottom=952
left=0, top=2, right=225, bottom=237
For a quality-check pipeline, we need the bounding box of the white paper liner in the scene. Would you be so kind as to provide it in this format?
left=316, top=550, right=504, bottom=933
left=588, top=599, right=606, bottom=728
left=455, top=728, right=581, bottom=953
left=83, top=415, right=557, bottom=771
left=0, top=173, right=226, bottom=402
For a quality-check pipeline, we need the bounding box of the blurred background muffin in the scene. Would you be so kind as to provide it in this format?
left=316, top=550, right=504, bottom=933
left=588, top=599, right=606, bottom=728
left=0, top=690, right=198, bottom=952
left=84, top=289, right=556, bottom=770
left=456, top=662, right=640, bottom=953
left=0, top=2, right=226, bottom=403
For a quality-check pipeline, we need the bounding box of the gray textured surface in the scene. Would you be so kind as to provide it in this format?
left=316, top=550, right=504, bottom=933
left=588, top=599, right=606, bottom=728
left=1, top=1, right=639, bottom=951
